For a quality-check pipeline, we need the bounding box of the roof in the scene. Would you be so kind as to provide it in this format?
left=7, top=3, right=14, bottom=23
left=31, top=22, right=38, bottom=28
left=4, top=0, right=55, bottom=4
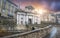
left=17, top=9, right=40, bottom=15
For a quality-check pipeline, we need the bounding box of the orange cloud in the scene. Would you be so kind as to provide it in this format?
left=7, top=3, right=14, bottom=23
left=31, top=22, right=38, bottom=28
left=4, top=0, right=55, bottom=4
left=12, top=0, right=48, bottom=10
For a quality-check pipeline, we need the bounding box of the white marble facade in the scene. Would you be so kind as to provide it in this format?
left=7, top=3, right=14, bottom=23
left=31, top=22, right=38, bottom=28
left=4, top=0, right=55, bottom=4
left=17, top=10, right=41, bottom=25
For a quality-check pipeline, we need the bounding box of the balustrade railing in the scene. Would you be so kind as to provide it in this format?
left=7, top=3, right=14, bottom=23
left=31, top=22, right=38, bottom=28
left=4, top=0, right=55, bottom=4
left=2, top=25, right=52, bottom=38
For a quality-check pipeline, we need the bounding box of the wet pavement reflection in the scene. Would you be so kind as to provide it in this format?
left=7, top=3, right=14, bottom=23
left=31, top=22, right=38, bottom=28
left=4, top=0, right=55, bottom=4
left=43, top=27, right=57, bottom=38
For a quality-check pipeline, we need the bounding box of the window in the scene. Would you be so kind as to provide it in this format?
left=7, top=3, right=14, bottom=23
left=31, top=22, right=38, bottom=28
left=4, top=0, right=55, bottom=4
left=51, top=14, right=54, bottom=16
left=8, top=4, right=11, bottom=12
left=2, top=9, right=5, bottom=13
left=21, top=14, right=24, bottom=16
left=57, top=14, right=60, bottom=18
left=2, top=0, right=6, bottom=9
left=0, top=0, right=1, bottom=7
left=52, top=19, right=54, bottom=21
left=21, top=18, right=23, bottom=19
left=12, top=6, right=14, bottom=13
left=15, top=8, right=17, bottom=11
left=58, top=16, right=60, bottom=18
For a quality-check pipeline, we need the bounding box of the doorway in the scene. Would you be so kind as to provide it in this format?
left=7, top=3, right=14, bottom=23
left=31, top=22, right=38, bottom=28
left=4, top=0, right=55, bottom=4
left=28, top=19, right=32, bottom=24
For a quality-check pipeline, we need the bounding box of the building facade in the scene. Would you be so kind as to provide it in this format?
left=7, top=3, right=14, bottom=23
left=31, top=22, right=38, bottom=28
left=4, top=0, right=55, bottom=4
left=0, top=0, right=18, bottom=18
left=48, top=13, right=56, bottom=23
left=0, top=0, right=18, bottom=30
left=54, top=12, right=60, bottom=23
left=17, top=9, right=41, bottom=25
left=48, top=11, right=60, bottom=24
left=40, top=11, right=56, bottom=23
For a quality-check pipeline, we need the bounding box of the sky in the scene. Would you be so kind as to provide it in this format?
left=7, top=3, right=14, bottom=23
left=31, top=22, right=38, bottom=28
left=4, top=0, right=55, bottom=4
left=12, top=0, right=60, bottom=11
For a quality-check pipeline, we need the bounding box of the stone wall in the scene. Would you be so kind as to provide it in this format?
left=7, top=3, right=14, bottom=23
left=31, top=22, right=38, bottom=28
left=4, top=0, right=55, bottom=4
left=2, top=25, right=52, bottom=38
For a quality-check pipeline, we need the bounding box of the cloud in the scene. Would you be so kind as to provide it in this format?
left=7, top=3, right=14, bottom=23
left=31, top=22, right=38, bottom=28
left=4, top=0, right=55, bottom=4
left=12, top=0, right=60, bottom=11
left=54, top=2, right=60, bottom=11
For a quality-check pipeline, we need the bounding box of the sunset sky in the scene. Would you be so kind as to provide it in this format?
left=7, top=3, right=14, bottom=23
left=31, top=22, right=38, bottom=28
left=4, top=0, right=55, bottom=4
left=12, top=0, right=60, bottom=11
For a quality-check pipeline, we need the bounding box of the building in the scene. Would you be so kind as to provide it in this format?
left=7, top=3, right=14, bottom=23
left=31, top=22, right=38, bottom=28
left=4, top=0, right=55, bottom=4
left=39, top=10, right=50, bottom=23
left=0, top=0, right=18, bottom=18
left=17, top=9, right=41, bottom=25
left=40, top=11, right=56, bottom=24
left=54, top=12, right=60, bottom=23
left=48, top=11, right=60, bottom=24
left=0, top=0, right=18, bottom=30
left=48, top=13, right=56, bottom=23
left=41, top=13, right=49, bottom=22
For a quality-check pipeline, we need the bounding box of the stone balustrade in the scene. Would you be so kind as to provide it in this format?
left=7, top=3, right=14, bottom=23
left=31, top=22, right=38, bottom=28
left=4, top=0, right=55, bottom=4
left=2, top=25, right=52, bottom=38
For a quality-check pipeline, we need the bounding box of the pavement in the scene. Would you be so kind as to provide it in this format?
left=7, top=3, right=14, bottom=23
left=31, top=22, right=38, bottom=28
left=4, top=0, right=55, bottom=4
left=55, top=27, right=60, bottom=38
left=43, top=26, right=60, bottom=38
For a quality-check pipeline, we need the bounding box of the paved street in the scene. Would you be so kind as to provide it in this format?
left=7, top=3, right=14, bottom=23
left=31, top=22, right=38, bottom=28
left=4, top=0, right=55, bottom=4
left=43, top=26, right=60, bottom=38
left=55, top=26, right=60, bottom=38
